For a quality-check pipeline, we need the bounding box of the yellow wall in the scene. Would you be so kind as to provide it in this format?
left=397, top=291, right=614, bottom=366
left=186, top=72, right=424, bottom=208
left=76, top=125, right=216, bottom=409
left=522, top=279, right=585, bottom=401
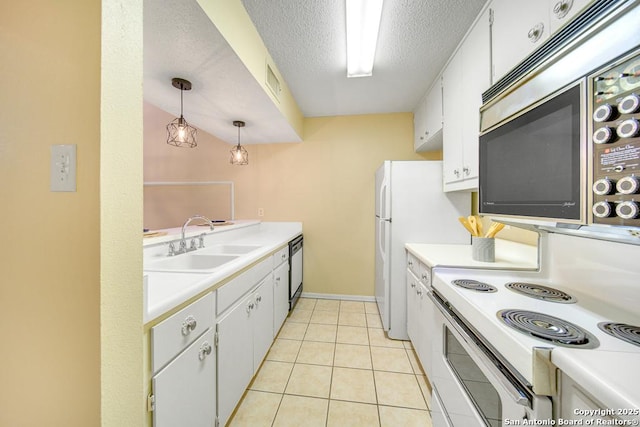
left=101, top=1, right=144, bottom=426
left=0, top=2, right=101, bottom=425
left=145, top=104, right=437, bottom=296
left=0, top=1, right=143, bottom=426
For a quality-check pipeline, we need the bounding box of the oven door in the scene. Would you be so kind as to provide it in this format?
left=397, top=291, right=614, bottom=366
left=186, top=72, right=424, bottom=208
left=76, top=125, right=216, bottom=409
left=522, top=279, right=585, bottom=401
left=429, top=292, right=551, bottom=426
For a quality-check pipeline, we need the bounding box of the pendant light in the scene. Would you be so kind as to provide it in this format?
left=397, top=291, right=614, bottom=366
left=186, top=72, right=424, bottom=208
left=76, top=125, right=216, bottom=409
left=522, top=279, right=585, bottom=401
left=230, top=120, right=249, bottom=165
left=166, top=77, right=197, bottom=148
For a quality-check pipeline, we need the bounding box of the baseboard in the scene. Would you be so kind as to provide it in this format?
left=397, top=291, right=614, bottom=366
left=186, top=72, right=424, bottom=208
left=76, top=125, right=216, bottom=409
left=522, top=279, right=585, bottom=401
left=300, top=292, right=376, bottom=303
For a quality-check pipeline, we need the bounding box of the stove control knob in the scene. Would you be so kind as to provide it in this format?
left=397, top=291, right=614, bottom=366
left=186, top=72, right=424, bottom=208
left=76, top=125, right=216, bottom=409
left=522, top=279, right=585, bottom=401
left=616, top=176, right=640, bottom=194
left=593, top=126, right=616, bottom=144
left=592, top=201, right=615, bottom=218
left=616, top=201, right=640, bottom=219
left=617, top=118, right=640, bottom=138
left=593, top=104, right=618, bottom=122
left=618, top=93, right=640, bottom=115
left=593, top=178, right=616, bottom=195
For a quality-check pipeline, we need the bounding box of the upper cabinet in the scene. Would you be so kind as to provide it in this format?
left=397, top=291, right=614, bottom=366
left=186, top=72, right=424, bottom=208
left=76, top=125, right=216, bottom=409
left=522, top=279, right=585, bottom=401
left=442, top=6, right=492, bottom=192
left=413, top=77, right=443, bottom=152
left=492, top=0, right=593, bottom=82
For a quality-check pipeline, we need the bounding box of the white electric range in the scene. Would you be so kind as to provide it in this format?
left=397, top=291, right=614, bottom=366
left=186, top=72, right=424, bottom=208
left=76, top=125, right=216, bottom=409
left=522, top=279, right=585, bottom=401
left=422, top=233, right=640, bottom=426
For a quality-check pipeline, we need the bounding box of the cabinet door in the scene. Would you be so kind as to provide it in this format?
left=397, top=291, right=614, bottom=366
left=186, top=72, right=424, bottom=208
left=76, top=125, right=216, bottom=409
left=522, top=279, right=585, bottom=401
left=252, top=276, right=275, bottom=372
left=413, top=93, right=429, bottom=150
left=216, top=297, right=254, bottom=426
left=152, top=329, right=216, bottom=427
left=491, top=0, right=549, bottom=81
left=442, top=49, right=464, bottom=186
left=273, top=261, right=290, bottom=335
left=406, top=269, right=420, bottom=344
left=459, top=5, right=492, bottom=186
left=414, top=78, right=444, bottom=152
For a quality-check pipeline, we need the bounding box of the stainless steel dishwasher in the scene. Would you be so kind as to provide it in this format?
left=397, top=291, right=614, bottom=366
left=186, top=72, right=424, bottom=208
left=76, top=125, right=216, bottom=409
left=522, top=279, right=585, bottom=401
left=288, top=235, right=303, bottom=311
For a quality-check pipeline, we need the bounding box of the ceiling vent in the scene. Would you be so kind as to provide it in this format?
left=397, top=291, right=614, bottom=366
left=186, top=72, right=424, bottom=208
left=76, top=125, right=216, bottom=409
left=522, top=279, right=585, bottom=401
left=265, top=62, right=281, bottom=102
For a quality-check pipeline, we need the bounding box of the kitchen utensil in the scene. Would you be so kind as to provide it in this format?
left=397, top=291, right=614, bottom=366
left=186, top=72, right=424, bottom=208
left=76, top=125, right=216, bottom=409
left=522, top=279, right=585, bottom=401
left=468, top=215, right=479, bottom=237
left=485, top=222, right=505, bottom=238
left=458, top=216, right=475, bottom=235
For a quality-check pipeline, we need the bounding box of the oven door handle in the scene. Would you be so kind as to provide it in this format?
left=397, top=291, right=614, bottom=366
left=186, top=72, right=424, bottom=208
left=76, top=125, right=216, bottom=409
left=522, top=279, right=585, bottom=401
left=429, top=291, right=530, bottom=407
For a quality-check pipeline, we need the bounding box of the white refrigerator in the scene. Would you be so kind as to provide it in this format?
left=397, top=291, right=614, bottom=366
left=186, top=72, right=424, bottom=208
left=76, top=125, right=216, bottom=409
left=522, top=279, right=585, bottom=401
left=375, top=160, right=470, bottom=340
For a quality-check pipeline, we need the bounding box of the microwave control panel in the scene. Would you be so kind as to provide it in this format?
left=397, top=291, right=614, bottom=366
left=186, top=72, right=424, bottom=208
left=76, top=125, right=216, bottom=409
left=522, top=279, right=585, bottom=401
left=590, top=51, right=640, bottom=226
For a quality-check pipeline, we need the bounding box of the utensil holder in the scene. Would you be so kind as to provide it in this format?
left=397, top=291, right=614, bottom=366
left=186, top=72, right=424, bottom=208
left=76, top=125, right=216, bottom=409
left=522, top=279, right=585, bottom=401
left=472, top=237, right=495, bottom=262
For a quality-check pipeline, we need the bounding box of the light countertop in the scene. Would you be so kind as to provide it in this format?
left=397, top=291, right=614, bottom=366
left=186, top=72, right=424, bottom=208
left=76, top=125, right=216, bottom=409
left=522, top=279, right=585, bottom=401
left=143, top=221, right=302, bottom=324
left=406, top=238, right=539, bottom=270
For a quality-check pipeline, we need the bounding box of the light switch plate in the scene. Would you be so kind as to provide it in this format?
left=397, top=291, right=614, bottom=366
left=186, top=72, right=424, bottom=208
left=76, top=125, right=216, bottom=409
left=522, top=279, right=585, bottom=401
left=50, top=144, right=77, bottom=192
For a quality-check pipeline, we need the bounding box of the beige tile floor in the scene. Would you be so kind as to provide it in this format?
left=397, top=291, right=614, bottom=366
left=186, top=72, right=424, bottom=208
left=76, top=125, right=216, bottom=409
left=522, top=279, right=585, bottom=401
left=229, top=297, right=433, bottom=427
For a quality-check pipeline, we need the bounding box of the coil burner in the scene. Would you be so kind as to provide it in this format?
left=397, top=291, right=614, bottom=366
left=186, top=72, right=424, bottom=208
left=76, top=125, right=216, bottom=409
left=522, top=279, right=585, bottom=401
left=598, top=322, right=640, bottom=348
left=497, top=309, right=599, bottom=348
left=451, top=279, right=497, bottom=293
left=505, top=282, right=576, bottom=303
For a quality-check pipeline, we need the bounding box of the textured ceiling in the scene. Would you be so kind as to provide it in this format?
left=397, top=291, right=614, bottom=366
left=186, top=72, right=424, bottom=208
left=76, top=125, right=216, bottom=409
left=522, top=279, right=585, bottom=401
left=143, top=0, right=487, bottom=144
left=241, top=0, right=487, bottom=117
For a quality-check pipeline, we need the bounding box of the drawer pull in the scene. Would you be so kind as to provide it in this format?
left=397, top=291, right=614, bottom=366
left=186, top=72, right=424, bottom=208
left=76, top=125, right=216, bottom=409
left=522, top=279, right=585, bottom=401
left=181, top=315, right=197, bottom=336
left=198, top=342, right=212, bottom=361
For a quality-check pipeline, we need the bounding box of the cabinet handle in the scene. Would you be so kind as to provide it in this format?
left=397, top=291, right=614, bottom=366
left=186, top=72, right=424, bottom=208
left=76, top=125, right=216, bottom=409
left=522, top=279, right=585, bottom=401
left=276, top=276, right=281, bottom=281
left=256, top=294, right=262, bottom=303
left=198, top=342, right=212, bottom=361
left=528, top=23, right=544, bottom=43
left=411, top=282, right=416, bottom=288
left=246, top=302, right=255, bottom=314
left=181, top=315, right=197, bottom=336
left=417, top=289, right=423, bottom=296
left=553, top=0, right=573, bottom=19
left=281, top=253, right=286, bottom=260
left=463, top=167, right=470, bottom=176
left=454, top=169, right=460, bottom=177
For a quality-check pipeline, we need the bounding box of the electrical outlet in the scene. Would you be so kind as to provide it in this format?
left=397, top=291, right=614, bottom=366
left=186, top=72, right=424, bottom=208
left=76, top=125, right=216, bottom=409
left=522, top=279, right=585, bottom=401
left=258, top=208, right=264, bottom=217
left=50, top=144, right=77, bottom=192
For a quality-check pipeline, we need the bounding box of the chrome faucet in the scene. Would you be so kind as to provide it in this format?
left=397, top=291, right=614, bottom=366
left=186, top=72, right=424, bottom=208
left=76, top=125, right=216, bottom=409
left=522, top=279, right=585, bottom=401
left=169, top=215, right=214, bottom=256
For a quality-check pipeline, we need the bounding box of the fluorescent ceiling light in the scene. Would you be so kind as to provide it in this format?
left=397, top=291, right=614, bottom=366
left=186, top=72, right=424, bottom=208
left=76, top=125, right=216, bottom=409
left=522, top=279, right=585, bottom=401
left=346, top=0, right=383, bottom=78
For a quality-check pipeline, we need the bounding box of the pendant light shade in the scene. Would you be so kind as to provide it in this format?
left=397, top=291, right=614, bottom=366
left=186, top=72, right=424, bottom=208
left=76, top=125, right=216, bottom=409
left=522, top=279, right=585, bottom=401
left=167, top=78, right=197, bottom=148
left=230, top=120, right=249, bottom=165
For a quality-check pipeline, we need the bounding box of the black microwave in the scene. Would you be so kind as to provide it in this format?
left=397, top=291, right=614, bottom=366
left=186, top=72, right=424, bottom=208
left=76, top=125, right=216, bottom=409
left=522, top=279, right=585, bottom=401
left=478, top=81, right=586, bottom=223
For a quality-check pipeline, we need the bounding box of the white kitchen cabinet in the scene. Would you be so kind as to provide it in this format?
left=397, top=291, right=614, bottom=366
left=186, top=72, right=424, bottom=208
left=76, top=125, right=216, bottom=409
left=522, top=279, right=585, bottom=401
left=492, top=0, right=593, bottom=82
left=252, top=276, right=274, bottom=372
left=273, top=253, right=290, bottom=336
left=442, top=6, right=491, bottom=192
left=216, top=275, right=274, bottom=426
left=149, top=293, right=216, bottom=427
left=406, top=255, right=436, bottom=380
left=414, top=77, right=443, bottom=152
left=558, top=372, right=618, bottom=423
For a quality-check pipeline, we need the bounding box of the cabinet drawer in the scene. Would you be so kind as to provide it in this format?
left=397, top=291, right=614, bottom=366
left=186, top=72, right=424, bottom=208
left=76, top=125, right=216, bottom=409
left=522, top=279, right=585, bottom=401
left=272, top=246, right=289, bottom=268
left=407, top=252, right=419, bottom=276
left=418, top=263, right=431, bottom=286
left=217, top=257, right=272, bottom=315
left=151, top=292, right=215, bottom=374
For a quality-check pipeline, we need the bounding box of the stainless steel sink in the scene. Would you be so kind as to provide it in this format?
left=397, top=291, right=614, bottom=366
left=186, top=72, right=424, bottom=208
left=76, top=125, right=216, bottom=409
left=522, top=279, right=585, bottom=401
left=144, top=254, right=239, bottom=273
left=199, top=244, right=262, bottom=255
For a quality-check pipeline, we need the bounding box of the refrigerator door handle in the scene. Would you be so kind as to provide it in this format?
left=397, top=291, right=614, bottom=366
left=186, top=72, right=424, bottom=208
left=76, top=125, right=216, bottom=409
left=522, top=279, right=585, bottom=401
left=378, top=177, right=389, bottom=220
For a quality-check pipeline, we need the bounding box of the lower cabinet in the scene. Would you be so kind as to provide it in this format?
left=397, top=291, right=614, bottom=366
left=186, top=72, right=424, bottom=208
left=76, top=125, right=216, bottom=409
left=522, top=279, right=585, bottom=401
left=217, top=276, right=274, bottom=426
left=151, top=329, right=216, bottom=427
left=273, top=258, right=290, bottom=335
left=148, top=245, right=291, bottom=427
left=406, top=254, right=436, bottom=381
left=149, top=293, right=216, bottom=427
